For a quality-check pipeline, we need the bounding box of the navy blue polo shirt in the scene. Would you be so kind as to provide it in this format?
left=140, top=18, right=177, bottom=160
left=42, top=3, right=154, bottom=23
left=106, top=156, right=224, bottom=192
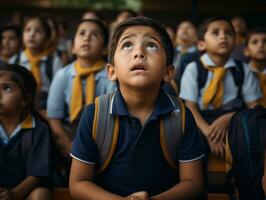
left=71, top=89, right=205, bottom=196
left=0, top=115, right=52, bottom=187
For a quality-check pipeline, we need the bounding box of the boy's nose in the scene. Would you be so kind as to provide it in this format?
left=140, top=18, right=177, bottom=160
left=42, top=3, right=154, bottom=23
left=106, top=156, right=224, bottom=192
left=133, top=47, right=146, bottom=60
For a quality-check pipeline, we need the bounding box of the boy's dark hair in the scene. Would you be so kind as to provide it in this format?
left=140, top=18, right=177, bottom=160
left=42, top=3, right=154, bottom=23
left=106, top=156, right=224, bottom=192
left=108, top=16, right=174, bottom=66
left=198, top=16, right=235, bottom=41
left=245, top=26, right=266, bottom=46
left=0, top=64, right=37, bottom=115
left=74, top=19, right=109, bottom=48
left=0, top=24, right=22, bottom=41
left=23, top=15, right=51, bottom=40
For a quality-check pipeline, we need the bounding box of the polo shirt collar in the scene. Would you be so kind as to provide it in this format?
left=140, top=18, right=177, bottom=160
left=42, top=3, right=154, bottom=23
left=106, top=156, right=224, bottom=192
left=176, top=45, right=197, bottom=53
left=0, top=115, right=35, bottom=145
left=20, top=51, right=47, bottom=65
left=110, top=89, right=176, bottom=117
left=200, top=53, right=237, bottom=69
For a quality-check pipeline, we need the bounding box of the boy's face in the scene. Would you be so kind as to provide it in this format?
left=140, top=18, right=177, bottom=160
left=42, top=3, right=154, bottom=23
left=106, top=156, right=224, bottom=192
left=72, top=21, right=105, bottom=60
left=0, top=30, right=20, bottom=58
left=199, top=20, right=235, bottom=57
left=107, top=26, right=174, bottom=90
left=176, top=22, right=197, bottom=46
left=245, top=33, right=266, bottom=62
left=23, top=19, right=46, bottom=52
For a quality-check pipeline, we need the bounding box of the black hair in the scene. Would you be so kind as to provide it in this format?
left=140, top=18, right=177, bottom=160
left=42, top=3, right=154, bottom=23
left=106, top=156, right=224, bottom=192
left=74, top=19, right=109, bottom=48
left=23, top=15, right=51, bottom=40
left=0, top=64, right=37, bottom=116
left=0, top=24, right=22, bottom=41
left=198, top=16, right=235, bottom=41
left=245, top=26, right=266, bottom=46
left=108, top=16, right=174, bottom=66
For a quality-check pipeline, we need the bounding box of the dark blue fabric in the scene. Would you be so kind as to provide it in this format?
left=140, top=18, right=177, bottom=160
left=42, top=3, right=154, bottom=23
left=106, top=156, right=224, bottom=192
left=71, top=89, right=205, bottom=196
left=0, top=116, right=52, bottom=187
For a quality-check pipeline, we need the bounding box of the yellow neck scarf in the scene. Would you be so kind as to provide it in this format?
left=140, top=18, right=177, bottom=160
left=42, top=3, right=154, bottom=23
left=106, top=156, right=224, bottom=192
left=21, top=114, right=33, bottom=129
left=202, top=64, right=227, bottom=109
left=70, top=60, right=105, bottom=122
left=24, top=48, right=44, bottom=89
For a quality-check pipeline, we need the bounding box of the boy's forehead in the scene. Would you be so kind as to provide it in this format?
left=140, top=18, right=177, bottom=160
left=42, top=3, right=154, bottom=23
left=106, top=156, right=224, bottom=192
left=119, top=26, right=161, bottom=40
left=207, top=20, right=232, bottom=30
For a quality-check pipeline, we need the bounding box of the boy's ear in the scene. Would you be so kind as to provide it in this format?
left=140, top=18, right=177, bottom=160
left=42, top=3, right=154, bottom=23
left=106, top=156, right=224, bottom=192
left=197, top=40, right=206, bottom=52
left=163, top=65, right=175, bottom=83
left=106, top=63, right=118, bottom=82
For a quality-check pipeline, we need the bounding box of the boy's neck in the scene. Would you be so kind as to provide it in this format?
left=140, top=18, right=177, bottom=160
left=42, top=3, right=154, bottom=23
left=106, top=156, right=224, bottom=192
left=0, top=115, right=21, bottom=136
left=177, top=42, right=194, bottom=52
left=250, top=60, right=266, bottom=71
left=120, top=86, right=160, bottom=126
left=77, top=57, right=102, bottom=67
left=27, top=48, right=43, bottom=56
left=208, top=53, right=230, bottom=66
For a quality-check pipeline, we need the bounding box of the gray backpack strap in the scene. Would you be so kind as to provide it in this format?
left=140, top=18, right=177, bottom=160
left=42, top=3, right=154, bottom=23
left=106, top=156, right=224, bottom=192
left=160, top=95, right=185, bottom=170
left=92, top=92, right=119, bottom=173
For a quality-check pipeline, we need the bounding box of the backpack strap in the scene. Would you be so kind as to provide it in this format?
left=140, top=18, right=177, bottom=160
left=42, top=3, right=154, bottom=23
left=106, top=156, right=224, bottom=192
left=92, top=92, right=119, bottom=174
left=231, top=60, right=244, bottom=99
left=196, top=59, right=208, bottom=92
left=196, top=59, right=244, bottom=96
left=45, top=54, right=53, bottom=81
left=160, top=95, right=186, bottom=170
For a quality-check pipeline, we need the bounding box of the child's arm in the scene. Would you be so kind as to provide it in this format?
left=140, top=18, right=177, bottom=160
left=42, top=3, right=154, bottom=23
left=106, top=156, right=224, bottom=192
left=185, top=100, right=225, bottom=157
left=70, top=159, right=148, bottom=200
left=151, top=160, right=203, bottom=200
left=49, top=119, right=72, bottom=157
left=0, top=176, right=42, bottom=200
left=185, top=101, right=210, bottom=137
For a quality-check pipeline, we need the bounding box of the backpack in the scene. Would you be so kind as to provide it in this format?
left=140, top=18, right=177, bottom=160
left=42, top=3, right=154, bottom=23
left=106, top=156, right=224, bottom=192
left=227, top=105, right=266, bottom=200
left=92, top=92, right=186, bottom=173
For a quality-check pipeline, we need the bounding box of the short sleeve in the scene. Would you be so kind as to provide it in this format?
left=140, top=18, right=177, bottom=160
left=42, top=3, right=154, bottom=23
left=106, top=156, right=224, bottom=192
left=178, top=107, right=205, bottom=162
left=47, top=68, right=67, bottom=119
left=26, top=119, right=52, bottom=178
left=70, top=105, right=99, bottom=165
left=179, top=62, right=199, bottom=103
left=241, top=63, right=262, bottom=103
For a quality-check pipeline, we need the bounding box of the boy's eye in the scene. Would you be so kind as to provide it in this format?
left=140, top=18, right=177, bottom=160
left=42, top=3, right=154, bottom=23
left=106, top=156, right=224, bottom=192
left=146, top=42, right=158, bottom=50
left=79, top=30, right=86, bottom=36
left=3, top=85, right=13, bottom=92
left=121, top=41, right=133, bottom=50
left=211, top=30, right=219, bottom=35
left=225, top=31, right=234, bottom=37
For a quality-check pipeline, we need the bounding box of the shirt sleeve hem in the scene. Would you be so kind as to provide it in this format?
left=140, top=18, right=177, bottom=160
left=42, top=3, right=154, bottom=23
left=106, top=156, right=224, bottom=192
left=179, top=154, right=205, bottom=163
left=70, top=153, right=96, bottom=165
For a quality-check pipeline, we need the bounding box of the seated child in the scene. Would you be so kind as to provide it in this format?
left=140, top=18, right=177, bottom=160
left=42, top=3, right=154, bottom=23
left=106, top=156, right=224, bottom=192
left=0, top=64, right=53, bottom=200
left=244, top=27, right=266, bottom=107
left=179, top=16, right=262, bottom=157
left=47, top=19, right=115, bottom=158
left=69, top=16, right=205, bottom=200
left=0, top=24, right=21, bottom=64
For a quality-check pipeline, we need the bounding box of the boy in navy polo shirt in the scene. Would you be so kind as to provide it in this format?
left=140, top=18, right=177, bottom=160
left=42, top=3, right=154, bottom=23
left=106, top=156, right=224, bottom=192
left=70, top=17, right=204, bottom=200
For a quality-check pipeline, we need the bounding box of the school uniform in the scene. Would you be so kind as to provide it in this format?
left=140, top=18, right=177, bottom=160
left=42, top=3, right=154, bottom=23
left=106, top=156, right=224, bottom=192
left=71, top=88, right=205, bottom=196
left=249, top=64, right=266, bottom=107
left=179, top=53, right=262, bottom=111
left=0, top=115, right=52, bottom=187
left=17, top=50, right=63, bottom=109
left=47, top=61, right=116, bottom=123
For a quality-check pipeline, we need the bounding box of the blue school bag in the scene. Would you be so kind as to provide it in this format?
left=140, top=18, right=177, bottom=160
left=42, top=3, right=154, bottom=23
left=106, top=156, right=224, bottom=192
left=227, top=105, right=266, bottom=200
left=92, top=92, right=186, bottom=173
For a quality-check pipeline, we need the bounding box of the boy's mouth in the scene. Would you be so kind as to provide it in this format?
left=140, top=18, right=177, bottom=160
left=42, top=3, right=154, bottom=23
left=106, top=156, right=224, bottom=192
left=130, top=64, right=146, bottom=71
